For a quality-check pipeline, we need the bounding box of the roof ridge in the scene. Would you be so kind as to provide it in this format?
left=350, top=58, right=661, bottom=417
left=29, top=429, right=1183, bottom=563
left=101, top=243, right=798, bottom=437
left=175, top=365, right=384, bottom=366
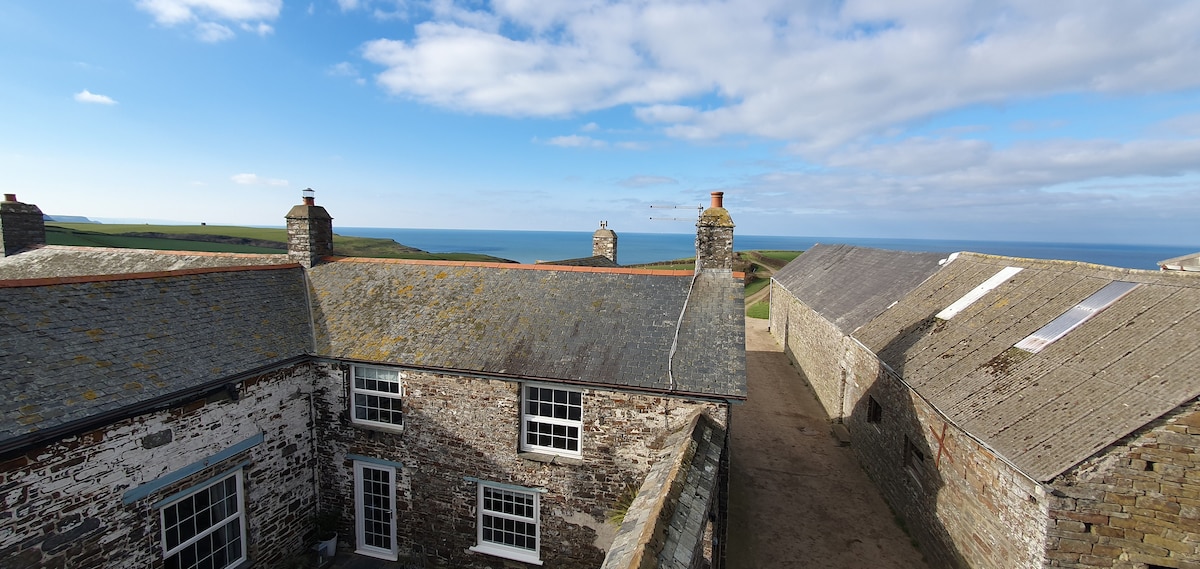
left=321, top=256, right=747, bottom=278
left=0, top=263, right=302, bottom=288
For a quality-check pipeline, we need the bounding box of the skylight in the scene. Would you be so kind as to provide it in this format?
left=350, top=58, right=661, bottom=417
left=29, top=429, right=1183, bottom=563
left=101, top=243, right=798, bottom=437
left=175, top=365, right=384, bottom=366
left=936, top=266, right=1024, bottom=320
left=1013, top=281, right=1140, bottom=354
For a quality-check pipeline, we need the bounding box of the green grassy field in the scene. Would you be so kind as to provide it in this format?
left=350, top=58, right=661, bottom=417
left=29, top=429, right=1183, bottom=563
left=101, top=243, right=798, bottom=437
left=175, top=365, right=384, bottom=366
left=45, top=223, right=804, bottom=271
left=46, top=226, right=284, bottom=253
left=46, top=223, right=512, bottom=262
left=746, top=301, right=769, bottom=319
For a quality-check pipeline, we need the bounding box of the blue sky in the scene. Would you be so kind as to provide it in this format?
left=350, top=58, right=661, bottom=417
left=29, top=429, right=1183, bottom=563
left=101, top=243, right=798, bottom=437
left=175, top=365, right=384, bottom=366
left=2, top=1, right=1199, bottom=245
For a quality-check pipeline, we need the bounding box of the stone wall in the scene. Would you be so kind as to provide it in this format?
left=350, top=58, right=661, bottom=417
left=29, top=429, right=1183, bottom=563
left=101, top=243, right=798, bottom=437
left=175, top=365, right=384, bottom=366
left=312, top=362, right=727, bottom=568
left=0, top=364, right=318, bottom=568
left=1047, top=399, right=1200, bottom=568
left=770, top=286, right=1050, bottom=569
left=593, top=228, right=617, bottom=264
left=769, top=281, right=848, bottom=420
left=285, top=203, right=333, bottom=268
left=0, top=197, right=46, bottom=257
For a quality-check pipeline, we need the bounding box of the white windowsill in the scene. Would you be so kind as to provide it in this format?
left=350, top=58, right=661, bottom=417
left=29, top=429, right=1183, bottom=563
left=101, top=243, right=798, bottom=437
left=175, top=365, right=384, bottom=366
left=469, top=544, right=543, bottom=565
left=518, top=451, right=583, bottom=466
left=354, top=547, right=398, bottom=561
left=350, top=419, right=405, bottom=434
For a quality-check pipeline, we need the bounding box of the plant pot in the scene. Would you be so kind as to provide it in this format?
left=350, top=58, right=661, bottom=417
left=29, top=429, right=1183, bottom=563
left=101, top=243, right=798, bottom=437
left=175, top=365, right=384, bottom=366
left=316, top=534, right=337, bottom=558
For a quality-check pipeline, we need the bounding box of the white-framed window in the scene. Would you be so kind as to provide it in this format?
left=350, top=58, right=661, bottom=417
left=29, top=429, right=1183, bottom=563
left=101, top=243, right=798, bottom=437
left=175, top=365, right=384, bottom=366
left=521, top=384, right=582, bottom=457
left=160, top=469, right=247, bottom=569
left=351, top=365, right=403, bottom=430
left=469, top=481, right=542, bottom=565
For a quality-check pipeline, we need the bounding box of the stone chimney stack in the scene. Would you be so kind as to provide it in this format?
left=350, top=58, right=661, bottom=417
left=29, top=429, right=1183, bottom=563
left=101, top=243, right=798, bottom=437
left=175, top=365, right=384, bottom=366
left=285, top=188, right=333, bottom=268
left=0, top=194, right=47, bottom=257
left=695, top=191, right=734, bottom=270
left=592, top=221, right=618, bottom=264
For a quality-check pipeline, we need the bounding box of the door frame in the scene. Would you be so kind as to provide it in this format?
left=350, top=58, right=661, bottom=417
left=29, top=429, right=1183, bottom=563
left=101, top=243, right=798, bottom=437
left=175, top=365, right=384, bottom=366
left=353, top=460, right=399, bottom=561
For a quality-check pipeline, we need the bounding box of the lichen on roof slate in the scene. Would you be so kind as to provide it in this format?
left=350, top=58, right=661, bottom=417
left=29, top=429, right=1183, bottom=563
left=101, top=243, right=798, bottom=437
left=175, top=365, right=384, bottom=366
left=0, top=245, right=290, bottom=280
left=0, top=266, right=311, bottom=446
left=308, top=260, right=746, bottom=398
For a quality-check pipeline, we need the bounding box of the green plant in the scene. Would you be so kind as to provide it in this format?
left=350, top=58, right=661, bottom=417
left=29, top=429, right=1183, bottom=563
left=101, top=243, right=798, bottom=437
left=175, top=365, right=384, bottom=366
left=314, top=510, right=340, bottom=541
left=747, top=301, right=769, bottom=319
left=607, top=485, right=639, bottom=525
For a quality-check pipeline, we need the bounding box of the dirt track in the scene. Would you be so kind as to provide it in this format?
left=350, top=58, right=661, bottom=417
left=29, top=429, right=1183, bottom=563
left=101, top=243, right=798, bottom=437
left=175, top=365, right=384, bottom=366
left=725, top=319, right=929, bottom=569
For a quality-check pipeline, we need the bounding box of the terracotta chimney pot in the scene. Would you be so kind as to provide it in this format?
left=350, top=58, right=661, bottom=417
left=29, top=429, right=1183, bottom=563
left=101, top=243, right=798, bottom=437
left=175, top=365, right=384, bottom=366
left=710, top=192, right=724, bottom=209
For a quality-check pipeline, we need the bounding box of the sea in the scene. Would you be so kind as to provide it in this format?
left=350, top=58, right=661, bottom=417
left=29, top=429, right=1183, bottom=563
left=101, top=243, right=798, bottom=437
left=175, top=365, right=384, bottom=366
left=341, top=227, right=1196, bottom=271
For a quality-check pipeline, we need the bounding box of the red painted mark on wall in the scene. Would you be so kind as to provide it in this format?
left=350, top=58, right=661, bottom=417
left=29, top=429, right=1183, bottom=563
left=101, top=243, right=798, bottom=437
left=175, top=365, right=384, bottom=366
left=930, top=422, right=954, bottom=469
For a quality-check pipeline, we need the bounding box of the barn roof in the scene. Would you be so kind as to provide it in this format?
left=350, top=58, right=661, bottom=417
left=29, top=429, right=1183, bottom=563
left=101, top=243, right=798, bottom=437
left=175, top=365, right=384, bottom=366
left=852, top=252, right=1200, bottom=481
left=772, top=244, right=948, bottom=334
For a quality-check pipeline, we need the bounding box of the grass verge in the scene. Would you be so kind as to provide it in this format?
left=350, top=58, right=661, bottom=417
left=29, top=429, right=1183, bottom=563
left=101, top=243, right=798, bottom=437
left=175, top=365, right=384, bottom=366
left=746, top=301, right=769, bottom=319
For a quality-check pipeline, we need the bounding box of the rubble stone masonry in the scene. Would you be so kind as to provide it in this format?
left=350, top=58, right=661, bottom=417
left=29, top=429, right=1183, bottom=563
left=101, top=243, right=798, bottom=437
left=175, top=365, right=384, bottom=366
left=0, top=364, right=317, bottom=569
left=770, top=288, right=1050, bottom=569
left=312, top=362, right=727, bottom=568
left=1048, top=399, right=1200, bottom=569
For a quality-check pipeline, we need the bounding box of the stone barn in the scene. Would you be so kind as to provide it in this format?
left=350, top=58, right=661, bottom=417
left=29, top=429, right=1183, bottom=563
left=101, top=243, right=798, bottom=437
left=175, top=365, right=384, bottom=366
left=0, top=193, right=746, bottom=569
left=770, top=244, right=1200, bottom=569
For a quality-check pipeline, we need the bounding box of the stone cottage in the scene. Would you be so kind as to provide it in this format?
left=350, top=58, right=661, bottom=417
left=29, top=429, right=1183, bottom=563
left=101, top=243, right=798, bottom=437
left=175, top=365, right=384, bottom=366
left=0, top=192, right=746, bottom=568
left=769, top=244, right=1200, bottom=569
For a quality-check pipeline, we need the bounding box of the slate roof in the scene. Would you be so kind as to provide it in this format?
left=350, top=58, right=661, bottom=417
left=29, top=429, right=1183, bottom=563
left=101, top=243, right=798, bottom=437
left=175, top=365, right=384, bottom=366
left=0, top=245, right=289, bottom=280
left=0, top=265, right=311, bottom=453
left=536, top=255, right=621, bottom=268
left=308, top=259, right=746, bottom=398
left=772, top=244, right=948, bottom=334
left=851, top=252, right=1200, bottom=481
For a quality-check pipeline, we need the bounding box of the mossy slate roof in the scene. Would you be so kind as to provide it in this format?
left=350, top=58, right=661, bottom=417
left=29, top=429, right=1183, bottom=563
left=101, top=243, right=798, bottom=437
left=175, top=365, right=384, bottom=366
left=308, top=259, right=746, bottom=398
left=0, top=249, right=746, bottom=452
left=0, top=245, right=289, bottom=279
left=0, top=265, right=311, bottom=447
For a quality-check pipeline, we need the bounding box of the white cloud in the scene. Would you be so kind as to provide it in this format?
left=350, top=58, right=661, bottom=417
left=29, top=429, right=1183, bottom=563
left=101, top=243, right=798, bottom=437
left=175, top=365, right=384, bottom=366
left=136, top=0, right=281, bottom=41
left=580, top=122, right=599, bottom=132
left=231, top=173, right=289, bottom=186
left=545, top=135, right=606, bottom=148
left=240, top=21, right=274, bottom=36
left=336, top=0, right=410, bottom=20
left=619, top=175, right=678, bottom=188
left=196, top=22, right=235, bottom=42
left=356, top=1, right=1200, bottom=148
left=74, top=89, right=117, bottom=105
left=328, top=62, right=367, bottom=85
left=733, top=136, right=1200, bottom=240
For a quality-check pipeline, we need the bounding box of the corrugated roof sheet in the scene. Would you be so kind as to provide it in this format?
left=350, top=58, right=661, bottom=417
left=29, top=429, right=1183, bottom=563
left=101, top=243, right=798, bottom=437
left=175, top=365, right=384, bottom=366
left=308, top=259, right=746, bottom=398
left=772, top=244, right=948, bottom=334
left=852, top=252, right=1200, bottom=481
left=0, top=265, right=311, bottom=447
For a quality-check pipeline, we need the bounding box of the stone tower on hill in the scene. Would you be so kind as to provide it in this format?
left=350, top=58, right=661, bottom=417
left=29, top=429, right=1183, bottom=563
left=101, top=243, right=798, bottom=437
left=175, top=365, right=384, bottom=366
left=696, top=191, right=734, bottom=270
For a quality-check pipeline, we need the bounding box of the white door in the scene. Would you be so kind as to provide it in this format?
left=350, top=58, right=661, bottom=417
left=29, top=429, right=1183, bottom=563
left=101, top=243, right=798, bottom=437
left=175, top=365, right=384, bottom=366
left=353, top=461, right=398, bottom=561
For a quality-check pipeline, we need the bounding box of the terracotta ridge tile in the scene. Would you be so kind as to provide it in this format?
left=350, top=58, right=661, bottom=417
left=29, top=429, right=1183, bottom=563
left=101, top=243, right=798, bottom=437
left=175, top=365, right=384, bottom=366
left=321, top=256, right=701, bottom=277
